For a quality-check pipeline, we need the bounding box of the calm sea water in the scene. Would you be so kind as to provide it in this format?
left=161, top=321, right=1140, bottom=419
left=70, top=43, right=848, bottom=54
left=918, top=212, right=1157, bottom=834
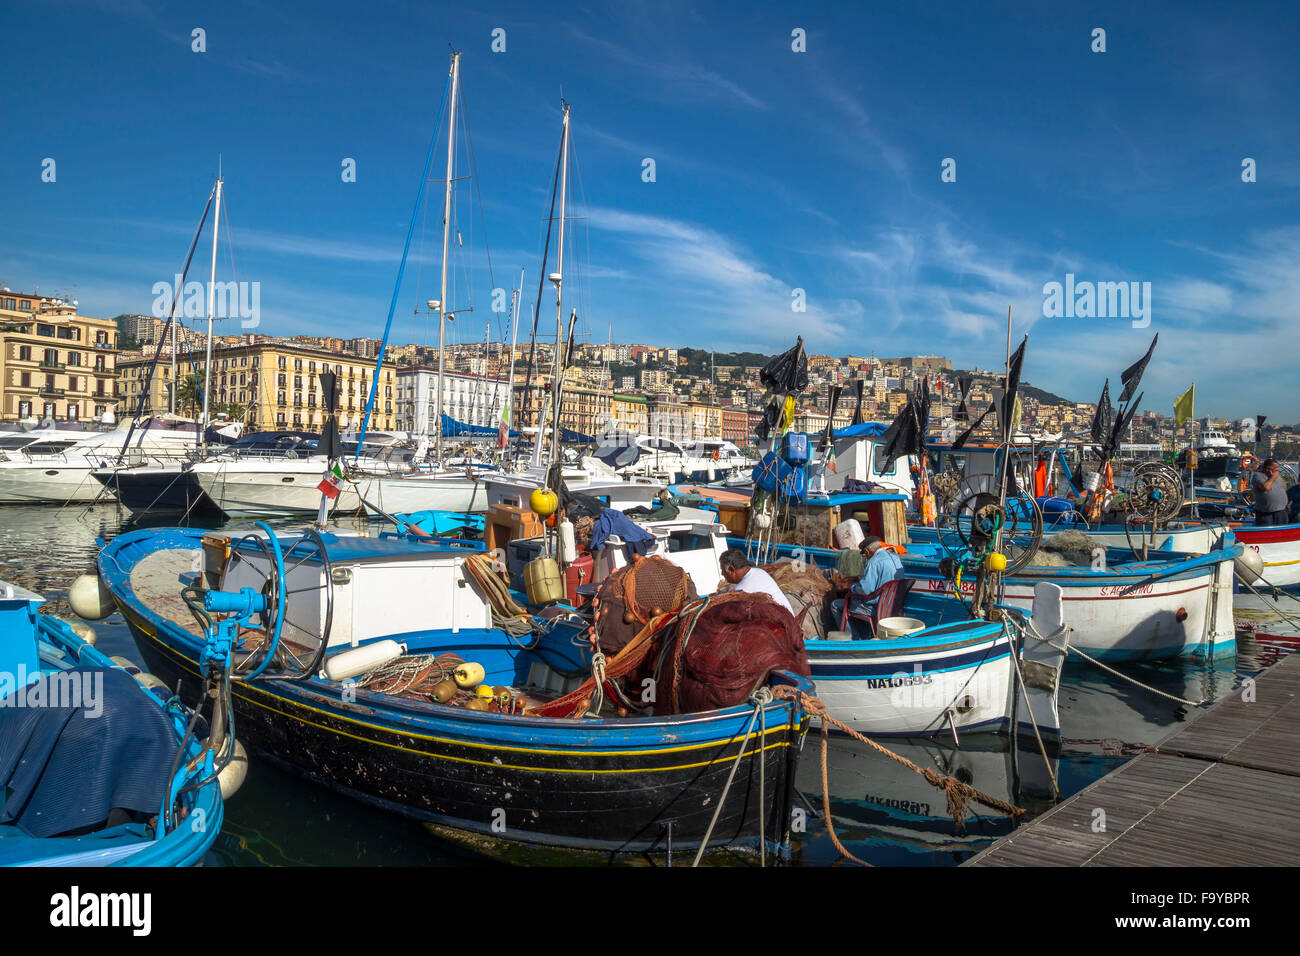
left=6, top=503, right=1286, bottom=866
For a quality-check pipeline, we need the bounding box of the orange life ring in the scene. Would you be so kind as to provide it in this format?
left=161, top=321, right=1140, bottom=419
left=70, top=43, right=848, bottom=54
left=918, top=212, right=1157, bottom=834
left=1241, top=454, right=1259, bottom=471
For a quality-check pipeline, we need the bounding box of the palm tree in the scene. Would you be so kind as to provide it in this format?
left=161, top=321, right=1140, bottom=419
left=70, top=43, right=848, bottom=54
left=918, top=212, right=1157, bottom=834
left=176, top=375, right=202, bottom=419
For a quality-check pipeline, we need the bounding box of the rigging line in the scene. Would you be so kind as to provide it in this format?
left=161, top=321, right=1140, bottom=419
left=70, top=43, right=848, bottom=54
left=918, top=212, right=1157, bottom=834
left=569, top=128, right=592, bottom=344
left=356, top=67, right=451, bottom=458
left=118, top=184, right=215, bottom=462
left=220, top=186, right=239, bottom=313
left=520, top=123, right=565, bottom=435
left=459, top=77, right=497, bottom=323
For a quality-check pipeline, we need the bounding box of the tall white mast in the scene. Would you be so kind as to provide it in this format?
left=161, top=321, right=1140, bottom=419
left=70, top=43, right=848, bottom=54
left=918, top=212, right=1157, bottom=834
left=547, top=103, right=570, bottom=468
left=436, top=51, right=460, bottom=468
left=200, top=175, right=223, bottom=451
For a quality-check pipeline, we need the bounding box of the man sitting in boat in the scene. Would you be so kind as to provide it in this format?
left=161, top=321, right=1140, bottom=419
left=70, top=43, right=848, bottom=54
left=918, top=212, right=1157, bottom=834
left=1251, top=459, right=1289, bottom=526
left=828, top=536, right=905, bottom=634
left=718, top=550, right=794, bottom=615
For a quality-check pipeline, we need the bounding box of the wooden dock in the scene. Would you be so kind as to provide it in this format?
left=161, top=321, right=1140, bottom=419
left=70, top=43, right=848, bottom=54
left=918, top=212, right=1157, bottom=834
left=966, top=653, right=1300, bottom=867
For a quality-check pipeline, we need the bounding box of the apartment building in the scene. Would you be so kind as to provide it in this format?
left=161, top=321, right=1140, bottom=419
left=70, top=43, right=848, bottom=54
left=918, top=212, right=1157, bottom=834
left=0, top=291, right=117, bottom=423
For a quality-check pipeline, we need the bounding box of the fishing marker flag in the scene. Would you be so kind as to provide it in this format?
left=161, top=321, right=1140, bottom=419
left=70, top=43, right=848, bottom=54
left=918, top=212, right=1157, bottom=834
left=1000, top=335, right=1027, bottom=441
left=1174, top=384, right=1195, bottom=426
left=317, top=461, right=345, bottom=500
left=1119, top=333, right=1158, bottom=405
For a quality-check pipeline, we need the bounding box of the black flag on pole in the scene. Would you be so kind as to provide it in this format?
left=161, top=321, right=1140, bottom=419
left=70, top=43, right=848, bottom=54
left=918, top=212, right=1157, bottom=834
left=1000, top=336, right=1027, bottom=441
left=319, top=371, right=341, bottom=460
left=1119, top=333, right=1158, bottom=405
left=851, top=379, right=865, bottom=426
left=1090, top=379, right=1113, bottom=444
left=952, top=402, right=995, bottom=451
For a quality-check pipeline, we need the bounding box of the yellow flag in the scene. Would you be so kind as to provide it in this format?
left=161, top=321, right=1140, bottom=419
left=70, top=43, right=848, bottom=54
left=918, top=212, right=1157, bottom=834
left=1010, top=395, right=1023, bottom=435
left=1174, top=384, right=1195, bottom=426
left=780, top=395, right=797, bottom=434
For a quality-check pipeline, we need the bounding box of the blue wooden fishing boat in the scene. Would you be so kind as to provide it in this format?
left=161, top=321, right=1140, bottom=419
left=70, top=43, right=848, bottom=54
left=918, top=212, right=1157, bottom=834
left=92, top=525, right=813, bottom=860
left=0, top=581, right=225, bottom=866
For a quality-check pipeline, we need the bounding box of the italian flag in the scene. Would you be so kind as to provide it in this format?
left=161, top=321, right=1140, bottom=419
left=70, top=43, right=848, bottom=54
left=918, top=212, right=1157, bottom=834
left=317, top=461, right=345, bottom=499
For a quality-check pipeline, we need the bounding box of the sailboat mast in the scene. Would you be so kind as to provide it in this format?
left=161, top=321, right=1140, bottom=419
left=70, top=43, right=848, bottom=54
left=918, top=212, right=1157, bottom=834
left=201, top=176, right=223, bottom=452
left=548, top=103, right=570, bottom=468
left=436, top=50, right=460, bottom=468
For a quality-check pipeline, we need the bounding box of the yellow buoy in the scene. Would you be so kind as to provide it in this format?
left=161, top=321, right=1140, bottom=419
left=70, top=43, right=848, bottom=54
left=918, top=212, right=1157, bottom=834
left=453, top=662, right=486, bottom=688
left=985, top=552, right=1007, bottom=572
left=474, top=684, right=495, bottom=698
left=529, top=488, right=559, bottom=518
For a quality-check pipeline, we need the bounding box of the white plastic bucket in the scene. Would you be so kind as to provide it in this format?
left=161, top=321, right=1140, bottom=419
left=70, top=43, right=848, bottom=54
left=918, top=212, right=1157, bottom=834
left=877, top=617, right=926, bottom=640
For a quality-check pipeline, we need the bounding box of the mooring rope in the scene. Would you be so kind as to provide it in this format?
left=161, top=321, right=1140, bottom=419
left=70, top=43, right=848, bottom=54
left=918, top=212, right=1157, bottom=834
left=1237, top=575, right=1300, bottom=630
left=691, top=692, right=766, bottom=867
left=773, top=686, right=1024, bottom=867
left=1002, top=618, right=1061, bottom=796
left=1019, top=615, right=1206, bottom=708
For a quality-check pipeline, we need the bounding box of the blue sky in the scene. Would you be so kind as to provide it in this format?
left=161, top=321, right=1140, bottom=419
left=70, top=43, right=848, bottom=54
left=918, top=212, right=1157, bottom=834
left=2, top=1, right=1297, bottom=419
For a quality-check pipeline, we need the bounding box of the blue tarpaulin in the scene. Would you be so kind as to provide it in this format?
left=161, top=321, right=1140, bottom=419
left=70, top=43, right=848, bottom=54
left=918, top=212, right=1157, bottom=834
left=0, top=667, right=178, bottom=838
left=829, top=421, right=890, bottom=440
left=440, top=414, right=519, bottom=439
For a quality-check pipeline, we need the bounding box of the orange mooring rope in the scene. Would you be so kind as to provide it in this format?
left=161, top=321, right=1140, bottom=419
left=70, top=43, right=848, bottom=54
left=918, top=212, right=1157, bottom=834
left=773, top=687, right=1025, bottom=867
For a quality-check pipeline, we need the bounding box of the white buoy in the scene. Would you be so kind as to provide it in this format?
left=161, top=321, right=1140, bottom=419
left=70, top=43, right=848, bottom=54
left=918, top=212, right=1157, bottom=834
left=69, top=573, right=115, bottom=621
left=217, top=739, right=249, bottom=799
left=322, top=640, right=405, bottom=681
left=1234, top=547, right=1264, bottom=585
left=558, top=518, right=577, bottom=564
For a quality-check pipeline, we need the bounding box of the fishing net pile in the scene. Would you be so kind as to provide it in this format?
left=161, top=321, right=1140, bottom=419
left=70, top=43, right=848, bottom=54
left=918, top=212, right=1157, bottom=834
left=579, top=556, right=809, bottom=716
left=762, top=559, right=833, bottom=640
left=356, top=653, right=465, bottom=699
left=592, top=555, right=698, bottom=656
left=656, top=592, right=811, bottom=713
left=1033, top=529, right=1104, bottom=568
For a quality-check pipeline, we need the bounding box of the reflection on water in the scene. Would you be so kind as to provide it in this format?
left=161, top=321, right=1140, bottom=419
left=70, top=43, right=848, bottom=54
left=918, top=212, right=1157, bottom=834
left=3, top=503, right=1290, bottom=866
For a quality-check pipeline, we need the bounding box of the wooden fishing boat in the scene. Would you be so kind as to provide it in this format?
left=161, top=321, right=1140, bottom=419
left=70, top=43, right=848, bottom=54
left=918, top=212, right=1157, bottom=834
left=494, top=498, right=1066, bottom=739
left=0, top=581, right=224, bottom=866
left=94, top=526, right=812, bottom=859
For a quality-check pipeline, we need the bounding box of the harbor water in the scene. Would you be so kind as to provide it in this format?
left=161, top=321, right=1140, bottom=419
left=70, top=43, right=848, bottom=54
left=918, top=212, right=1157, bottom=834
left=8, top=503, right=1288, bottom=867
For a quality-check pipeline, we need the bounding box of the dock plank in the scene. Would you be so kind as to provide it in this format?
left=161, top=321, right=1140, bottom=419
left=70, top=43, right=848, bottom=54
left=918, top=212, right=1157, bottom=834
left=967, top=655, right=1300, bottom=866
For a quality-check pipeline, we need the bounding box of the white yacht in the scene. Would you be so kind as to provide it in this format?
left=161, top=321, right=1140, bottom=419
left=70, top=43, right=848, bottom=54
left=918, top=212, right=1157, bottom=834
left=591, top=434, right=755, bottom=484
left=0, top=418, right=209, bottom=505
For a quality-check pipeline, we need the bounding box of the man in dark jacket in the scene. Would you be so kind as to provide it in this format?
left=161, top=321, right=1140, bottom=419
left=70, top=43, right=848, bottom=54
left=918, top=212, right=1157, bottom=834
left=1251, top=459, right=1289, bottom=525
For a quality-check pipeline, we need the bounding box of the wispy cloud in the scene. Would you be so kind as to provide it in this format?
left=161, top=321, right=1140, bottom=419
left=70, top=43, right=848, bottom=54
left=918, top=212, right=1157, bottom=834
left=571, top=29, right=767, bottom=111
left=586, top=205, right=848, bottom=349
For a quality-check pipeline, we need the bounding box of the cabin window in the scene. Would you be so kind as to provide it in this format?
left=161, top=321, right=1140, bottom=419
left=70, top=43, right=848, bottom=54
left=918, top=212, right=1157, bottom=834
left=872, top=443, right=898, bottom=476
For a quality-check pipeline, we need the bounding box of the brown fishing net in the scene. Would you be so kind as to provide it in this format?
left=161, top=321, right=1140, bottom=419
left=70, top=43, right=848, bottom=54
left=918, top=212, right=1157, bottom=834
left=656, top=592, right=811, bottom=714
left=593, top=555, right=697, bottom=657
left=761, top=559, right=833, bottom=641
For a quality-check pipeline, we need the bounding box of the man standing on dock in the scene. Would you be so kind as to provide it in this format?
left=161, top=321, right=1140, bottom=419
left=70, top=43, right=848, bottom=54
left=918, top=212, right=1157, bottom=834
left=1251, top=458, right=1289, bottom=525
